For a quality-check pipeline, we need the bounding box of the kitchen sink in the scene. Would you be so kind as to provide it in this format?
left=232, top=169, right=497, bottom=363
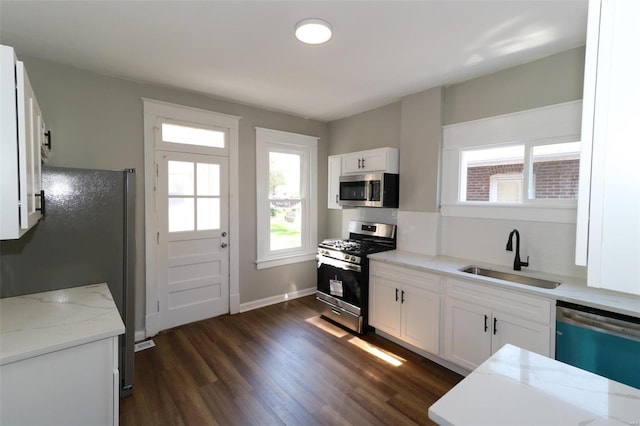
left=459, top=265, right=562, bottom=289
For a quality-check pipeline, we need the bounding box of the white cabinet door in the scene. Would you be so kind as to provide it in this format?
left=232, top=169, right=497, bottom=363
left=0, top=48, right=44, bottom=240
left=341, top=148, right=399, bottom=174
left=444, top=298, right=491, bottom=371
left=369, top=274, right=401, bottom=336
left=576, top=0, right=640, bottom=295
left=401, top=282, right=440, bottom=354
left=327, top=155, right=342, bottom=209
left=0, top=337, right=118, bottom=426
left=491, top=311, right=551, bottom=358
left=17, top=62, right=44, bottom=232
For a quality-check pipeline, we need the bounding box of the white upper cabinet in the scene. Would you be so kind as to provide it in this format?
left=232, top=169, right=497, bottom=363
left=327, top=155, right=342, bottom=209
left=341, top=147, right=399, bottom=175
left=1, top=45, right=47, bottom=240
left=576, top=0, right=640, bottom=295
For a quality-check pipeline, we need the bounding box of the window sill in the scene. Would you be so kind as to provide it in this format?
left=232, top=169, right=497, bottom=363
left=255, top=252, right=317, bottom=270
left=441, top=202, right=577, bottom=224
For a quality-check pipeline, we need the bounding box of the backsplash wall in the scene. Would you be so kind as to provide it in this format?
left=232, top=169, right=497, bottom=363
left=440, top=216, right=586, bottom=278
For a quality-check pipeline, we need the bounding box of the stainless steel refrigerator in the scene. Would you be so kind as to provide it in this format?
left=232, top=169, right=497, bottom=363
left=0, top=166, right=135, bottom=397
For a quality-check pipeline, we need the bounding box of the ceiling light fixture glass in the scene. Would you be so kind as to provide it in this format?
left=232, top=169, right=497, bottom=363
left=295, top=19, right=332, bottom=45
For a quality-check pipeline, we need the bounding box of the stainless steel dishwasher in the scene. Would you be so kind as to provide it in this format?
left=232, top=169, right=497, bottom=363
left=556, top=301, right=640, bottom=389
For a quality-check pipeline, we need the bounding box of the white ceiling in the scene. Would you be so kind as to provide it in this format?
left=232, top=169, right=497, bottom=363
left=0, top=0, right=588, bottom=122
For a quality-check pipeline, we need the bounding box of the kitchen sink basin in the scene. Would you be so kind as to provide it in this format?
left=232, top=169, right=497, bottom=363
left=459, top=265, right=562, bottom=289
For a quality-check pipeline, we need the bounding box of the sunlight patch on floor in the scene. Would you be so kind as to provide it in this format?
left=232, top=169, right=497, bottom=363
left=348, top=336, right=405, bottom=367
left=305, top=316, right=349, bottom=338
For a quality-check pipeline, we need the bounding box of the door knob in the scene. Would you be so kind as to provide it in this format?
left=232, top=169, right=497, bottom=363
left=221, top=242, right=228, bottom=248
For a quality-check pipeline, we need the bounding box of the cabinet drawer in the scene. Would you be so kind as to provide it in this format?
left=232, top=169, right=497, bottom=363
left=370, top=261, right=441, bottom=293
left=445, top=277, right=551, bottom=325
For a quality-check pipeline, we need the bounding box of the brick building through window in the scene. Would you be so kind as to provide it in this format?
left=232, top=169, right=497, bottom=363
left=466, top=159, right=579, bottom=201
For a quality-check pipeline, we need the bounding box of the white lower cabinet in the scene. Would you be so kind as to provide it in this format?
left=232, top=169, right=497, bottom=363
left=369, top=260, right=441, bottom=354
left=443, top=277, right=552, bottom=371
left=0, top=336, right=119, bottom=426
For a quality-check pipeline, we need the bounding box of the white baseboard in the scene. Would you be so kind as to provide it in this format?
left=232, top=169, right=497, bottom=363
left=134, top=329, right=147, bottom=342
left=239, top=287, right=316, bottom=313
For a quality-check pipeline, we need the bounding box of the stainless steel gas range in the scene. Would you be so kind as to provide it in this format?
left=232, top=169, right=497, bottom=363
left=316, top=221, right=397, bottom=333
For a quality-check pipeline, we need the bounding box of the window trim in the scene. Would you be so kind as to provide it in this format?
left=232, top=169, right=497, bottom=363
left=255, top=127, right=318, bottom=269
left=441, top=100, right=582, bottom=223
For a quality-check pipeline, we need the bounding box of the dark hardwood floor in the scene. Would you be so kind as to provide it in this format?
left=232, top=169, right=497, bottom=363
left=120, top=295, right=463, bottom=426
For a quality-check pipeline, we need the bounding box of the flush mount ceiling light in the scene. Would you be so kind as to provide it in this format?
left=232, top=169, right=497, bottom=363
left=295, top=18, right=333, bottom=45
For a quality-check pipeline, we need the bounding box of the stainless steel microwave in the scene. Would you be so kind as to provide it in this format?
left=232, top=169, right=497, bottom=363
left=339, top=173, right=399, bottom=208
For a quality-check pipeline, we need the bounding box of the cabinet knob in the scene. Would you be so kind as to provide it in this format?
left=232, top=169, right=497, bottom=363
left=221, top=242, right=228, bottom=248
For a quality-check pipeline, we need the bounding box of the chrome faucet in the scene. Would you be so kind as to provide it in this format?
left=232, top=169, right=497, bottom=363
left=506, top=229, right=529, bottom=271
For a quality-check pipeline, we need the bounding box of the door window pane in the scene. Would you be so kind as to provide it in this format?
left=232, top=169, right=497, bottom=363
left=168, top=161, right=194, bottom=195
left=197, top=163, right=220, bottom=196
left=169, top=198, right=194, bottom=232
left=197, top=198, right=220, bottom=230
left=162, top=123, right=225, bottom=148
left=269, top=201, right=301, bottom=250
left=531, top=142, right=580, bottom=199
left=462, top=146, right=524, bottom=202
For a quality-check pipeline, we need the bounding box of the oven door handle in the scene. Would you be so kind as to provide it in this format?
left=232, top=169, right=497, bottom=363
left=317, top=255, right=362, bottom=273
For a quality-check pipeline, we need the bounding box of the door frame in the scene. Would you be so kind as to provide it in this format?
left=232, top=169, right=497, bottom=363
left=142, top=98, right=241, bottom=338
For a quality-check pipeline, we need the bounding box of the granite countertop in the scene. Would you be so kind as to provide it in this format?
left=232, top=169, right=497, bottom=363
left=428, top=344, right=640, bottom=426
left=368, top=250, right=640, bottom=318
left=0, top=283, right=125, bottom=366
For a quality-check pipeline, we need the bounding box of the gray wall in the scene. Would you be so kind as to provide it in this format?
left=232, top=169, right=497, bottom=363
left=444, top=47, right=586, bottom=124
left=19, top=56, right=329, bottom=332
left=399, top=87, right=443, bottom=212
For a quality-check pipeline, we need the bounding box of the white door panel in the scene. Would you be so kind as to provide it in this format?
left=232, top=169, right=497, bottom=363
left=157, top=150, right=229, bottom=330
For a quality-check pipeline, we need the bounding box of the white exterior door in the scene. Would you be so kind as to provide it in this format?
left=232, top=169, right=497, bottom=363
left=156, top=150, right=229, bottom=330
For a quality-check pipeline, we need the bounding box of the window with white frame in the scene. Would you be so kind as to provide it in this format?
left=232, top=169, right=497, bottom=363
left=256, top=127, right=317, bottom=269
left=441, top=101, right=582, bottom=223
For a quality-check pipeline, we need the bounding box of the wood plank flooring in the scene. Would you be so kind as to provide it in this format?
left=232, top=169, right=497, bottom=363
left=120, top=295, right=463, bottom=426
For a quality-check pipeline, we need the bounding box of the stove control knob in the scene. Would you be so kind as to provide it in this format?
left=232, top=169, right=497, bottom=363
left=350, top=256, right=356, bottom=261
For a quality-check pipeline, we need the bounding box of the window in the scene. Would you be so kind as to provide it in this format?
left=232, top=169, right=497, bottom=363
left=167, top=160, right=221, bottom=232
left=256, top=127, right=317, bottom=269
left=441, top=101, right=582, bottom=223
left=162, top=122, right=225, bottom=148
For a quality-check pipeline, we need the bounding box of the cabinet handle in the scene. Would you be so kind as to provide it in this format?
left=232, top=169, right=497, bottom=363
left=358, top=158, right=362, bottom=168
left=336, top=194, right=339, bottom=203
left=484, top=315, right=488, bottom=332
left=493, top=317, right=498, bottom=335
left=44, top=130, right=52, bottom=149
left=401, top=290, right=405, bottom=304
left=395, top=288, right=399, bottom=302
left=362, top=158, right=366, bottom=168
left=35, top=190, right=46, bottom=215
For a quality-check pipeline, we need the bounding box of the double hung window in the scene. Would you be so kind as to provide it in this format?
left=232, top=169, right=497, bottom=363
left=256, top=127, right=317, bottom=269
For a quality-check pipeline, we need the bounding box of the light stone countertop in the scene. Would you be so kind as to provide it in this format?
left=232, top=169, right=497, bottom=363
left=368, top=250, right=640, bottom=318
left=0, top=283, right=125, bottom=366
left=428, top=344, right=640, bottom=426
